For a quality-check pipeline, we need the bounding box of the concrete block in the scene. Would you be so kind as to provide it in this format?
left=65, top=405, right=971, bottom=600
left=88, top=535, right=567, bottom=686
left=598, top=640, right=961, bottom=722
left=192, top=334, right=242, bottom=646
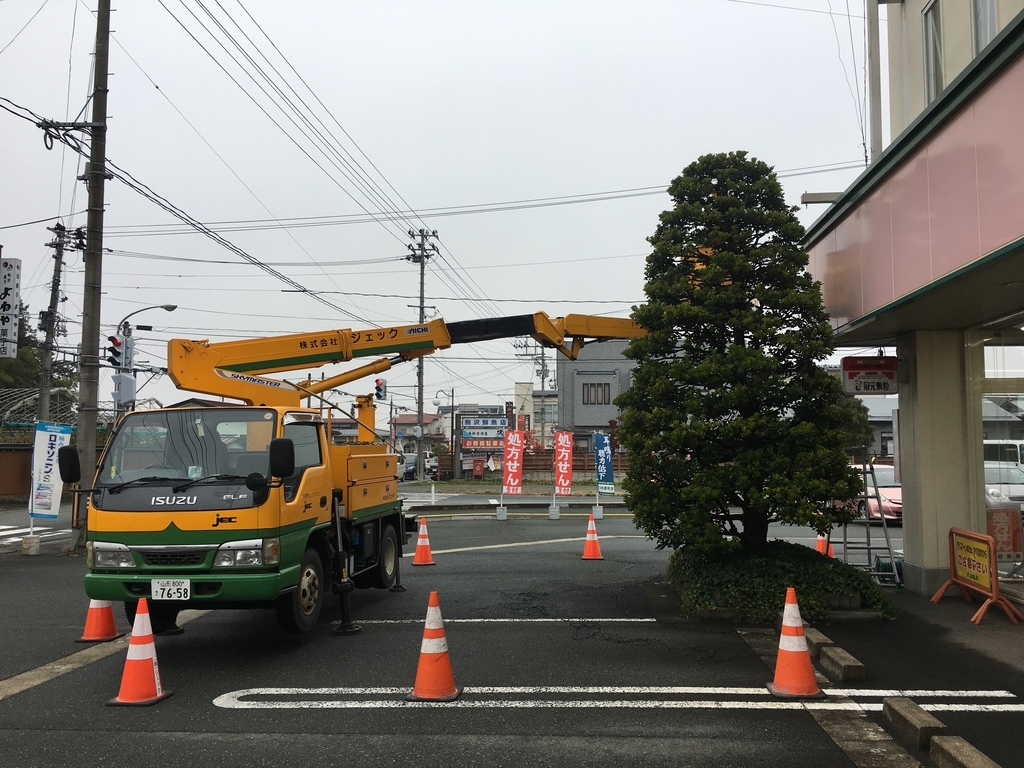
left=882, top=696, right=947, bottom=750
left=802, top=627, right=834, bottom=662
left=930, top=736, right=1001, bottom=768
left=818, top=645, right=865, bottom=682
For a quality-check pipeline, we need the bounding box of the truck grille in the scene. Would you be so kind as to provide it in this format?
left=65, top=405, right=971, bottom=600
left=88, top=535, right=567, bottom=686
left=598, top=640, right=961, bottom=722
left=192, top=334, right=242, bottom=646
left=142, top=551, right=206, bottom=566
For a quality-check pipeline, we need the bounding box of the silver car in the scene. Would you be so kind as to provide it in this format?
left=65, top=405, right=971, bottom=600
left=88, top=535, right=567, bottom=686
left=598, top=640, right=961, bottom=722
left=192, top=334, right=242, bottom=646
left=984, top=463, right=1024, bottom=506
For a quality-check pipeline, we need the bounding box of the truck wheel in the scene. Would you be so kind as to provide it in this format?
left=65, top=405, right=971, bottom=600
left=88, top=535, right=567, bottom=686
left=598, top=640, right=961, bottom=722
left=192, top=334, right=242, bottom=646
left=370, top=524, right=399, bottom=590
left=276, top=548, right=324, bottom=634
left=123, top=600, right=181, bottom=635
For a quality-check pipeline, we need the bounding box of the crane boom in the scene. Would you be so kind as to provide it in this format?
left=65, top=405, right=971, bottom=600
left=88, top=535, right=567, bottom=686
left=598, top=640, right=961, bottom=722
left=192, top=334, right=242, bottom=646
left=167, top=312, right=644, bottom=407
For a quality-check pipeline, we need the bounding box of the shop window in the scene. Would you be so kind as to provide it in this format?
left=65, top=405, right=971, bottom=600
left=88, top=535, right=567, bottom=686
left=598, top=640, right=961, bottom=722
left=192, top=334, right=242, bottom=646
left=924, top=1, right=943, bottom=104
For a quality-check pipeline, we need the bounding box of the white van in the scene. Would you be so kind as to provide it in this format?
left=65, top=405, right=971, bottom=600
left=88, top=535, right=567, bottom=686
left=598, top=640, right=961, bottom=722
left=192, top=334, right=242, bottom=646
left=983, top=440, right=1023, bottom=464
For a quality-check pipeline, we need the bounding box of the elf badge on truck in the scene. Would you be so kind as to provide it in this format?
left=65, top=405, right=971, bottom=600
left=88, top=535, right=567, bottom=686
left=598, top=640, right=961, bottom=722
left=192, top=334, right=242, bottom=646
left=58, top=313, right=644, bottom=633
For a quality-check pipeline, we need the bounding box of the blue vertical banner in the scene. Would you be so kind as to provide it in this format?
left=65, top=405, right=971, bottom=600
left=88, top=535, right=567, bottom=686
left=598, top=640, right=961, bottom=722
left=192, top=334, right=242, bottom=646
left=594, top=433, right=615, bottom=495
left=30, top=421, right=73, bottom=519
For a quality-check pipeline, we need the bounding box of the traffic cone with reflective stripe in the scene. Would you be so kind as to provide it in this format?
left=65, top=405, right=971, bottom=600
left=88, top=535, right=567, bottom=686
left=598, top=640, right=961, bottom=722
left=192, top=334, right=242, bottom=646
left=412, top=517, right=435, bottom=566
left=76, top=599, right=124, bottom=643
left=766, top=587, right=825, bottom=700
left=582, top=514, right=603, bottom=560
left=107, top=598, right=172, bottom=706
left=406, top=591, right=462, bottom=701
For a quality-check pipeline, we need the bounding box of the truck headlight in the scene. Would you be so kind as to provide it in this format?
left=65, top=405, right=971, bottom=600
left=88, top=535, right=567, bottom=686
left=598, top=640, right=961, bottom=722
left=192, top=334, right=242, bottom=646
left=263, top=537, right=280, bottom=566
left=89, top=541, right=135, bottom=569
left=213, top=539, right=277, bottom=567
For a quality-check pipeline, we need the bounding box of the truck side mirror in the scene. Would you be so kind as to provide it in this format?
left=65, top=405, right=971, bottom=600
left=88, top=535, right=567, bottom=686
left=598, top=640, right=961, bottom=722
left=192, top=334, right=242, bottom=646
left=57, top=445, right=81, bottom=484
left=269, top=438, right=295, bottom=478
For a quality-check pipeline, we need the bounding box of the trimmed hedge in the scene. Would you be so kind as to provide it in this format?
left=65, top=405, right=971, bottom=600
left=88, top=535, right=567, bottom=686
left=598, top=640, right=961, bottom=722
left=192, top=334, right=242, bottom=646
left=665, top=539, right=895, bottom=622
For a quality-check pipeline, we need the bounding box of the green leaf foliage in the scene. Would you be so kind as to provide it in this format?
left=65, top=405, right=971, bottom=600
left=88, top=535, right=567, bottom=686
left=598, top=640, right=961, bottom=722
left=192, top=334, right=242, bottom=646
left=665, top=539, right=895, bottom=622
left=618, top=151, right=863, bottom=551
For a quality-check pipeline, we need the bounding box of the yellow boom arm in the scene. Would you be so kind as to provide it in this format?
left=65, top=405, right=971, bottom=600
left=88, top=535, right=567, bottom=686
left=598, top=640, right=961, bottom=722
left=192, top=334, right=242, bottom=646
left=167, top=313, right=644, bottom=407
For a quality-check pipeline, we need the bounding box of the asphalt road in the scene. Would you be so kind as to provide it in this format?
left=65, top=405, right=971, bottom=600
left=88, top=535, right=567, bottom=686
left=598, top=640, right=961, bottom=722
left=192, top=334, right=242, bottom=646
left=9, top=508, right=1024, bottom=768
left=0, top=515, right=867, bottom=768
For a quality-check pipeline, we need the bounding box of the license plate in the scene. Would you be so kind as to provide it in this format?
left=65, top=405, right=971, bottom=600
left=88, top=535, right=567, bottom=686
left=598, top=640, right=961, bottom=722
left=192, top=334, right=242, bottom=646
left=151, top=578, right=190, bottom=600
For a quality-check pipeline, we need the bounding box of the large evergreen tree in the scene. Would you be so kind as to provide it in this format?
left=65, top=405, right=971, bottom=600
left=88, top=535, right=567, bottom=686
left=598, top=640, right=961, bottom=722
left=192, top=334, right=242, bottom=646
left=618, top=151, right=862, bottom=551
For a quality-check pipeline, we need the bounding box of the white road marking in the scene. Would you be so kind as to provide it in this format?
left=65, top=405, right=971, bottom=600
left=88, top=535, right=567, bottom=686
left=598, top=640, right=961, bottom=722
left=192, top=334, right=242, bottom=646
left=406, top=535, right=646, bottom=557
left=342, top=618, right=658, bottom=624
left=0, top=609, right=208, bottom=702
left=212, top=686, right=1021, bottom=711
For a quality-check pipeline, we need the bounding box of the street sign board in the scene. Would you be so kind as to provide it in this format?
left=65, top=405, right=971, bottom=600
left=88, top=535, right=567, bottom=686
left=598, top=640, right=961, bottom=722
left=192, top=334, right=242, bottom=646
left=841, top=356, right=899, bottom=394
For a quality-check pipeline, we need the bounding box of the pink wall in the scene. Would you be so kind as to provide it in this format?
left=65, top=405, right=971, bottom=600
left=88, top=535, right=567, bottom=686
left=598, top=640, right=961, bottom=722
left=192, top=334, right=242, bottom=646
left=809, top=56, right=1024, bottom=324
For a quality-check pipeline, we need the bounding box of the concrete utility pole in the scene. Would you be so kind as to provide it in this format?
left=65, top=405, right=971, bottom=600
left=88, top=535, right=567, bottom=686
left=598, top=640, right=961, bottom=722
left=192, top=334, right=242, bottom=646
left=37, top=224, right=73, bottom=423
left=406, top=228, right=438, bottom=481
left=74, top=0, right=112, bottom=547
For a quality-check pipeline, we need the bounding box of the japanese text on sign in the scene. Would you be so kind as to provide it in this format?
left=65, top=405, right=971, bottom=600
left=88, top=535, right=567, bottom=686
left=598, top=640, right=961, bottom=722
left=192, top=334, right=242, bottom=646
left=553, top=431, right=573, bottom=496
left=953, top=534, right=992, bottom=590
left=0, top=258, right=22, bottom=360
left=502, top=430, right=524, bottom=495
left=594, top=433, right=615, bottom=494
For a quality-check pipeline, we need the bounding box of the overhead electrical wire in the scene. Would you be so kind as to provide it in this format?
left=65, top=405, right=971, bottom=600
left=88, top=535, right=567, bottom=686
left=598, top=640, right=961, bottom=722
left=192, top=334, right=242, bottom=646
left=102, top=161, right=864, bottom=238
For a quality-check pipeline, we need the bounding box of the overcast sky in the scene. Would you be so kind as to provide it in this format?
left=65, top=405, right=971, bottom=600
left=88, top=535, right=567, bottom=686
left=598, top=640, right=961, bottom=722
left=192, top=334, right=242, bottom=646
left=0, top=0, right=887, bottom=419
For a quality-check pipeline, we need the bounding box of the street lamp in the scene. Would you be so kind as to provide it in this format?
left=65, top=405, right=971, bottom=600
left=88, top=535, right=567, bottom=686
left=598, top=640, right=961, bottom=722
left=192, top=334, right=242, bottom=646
left=118, top=303, right=177, bottom=335
left=433, top=388, right=455, bottom=479
left=112, top=304, right=177, bottom=414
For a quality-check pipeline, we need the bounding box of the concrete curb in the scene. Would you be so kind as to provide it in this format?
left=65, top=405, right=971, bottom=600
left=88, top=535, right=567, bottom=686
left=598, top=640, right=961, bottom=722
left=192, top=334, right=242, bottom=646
left=818, top=645, right=865, bottom=682
left=882, top=697, right=947, bottom=750
left=930, top=736, right=1001, bottom=768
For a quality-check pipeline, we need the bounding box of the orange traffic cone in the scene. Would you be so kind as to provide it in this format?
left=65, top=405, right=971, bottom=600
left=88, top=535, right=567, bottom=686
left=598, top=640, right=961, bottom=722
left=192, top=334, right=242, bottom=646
left=766, top=587, right=825, bottom=700
left=107, top=598, right=173, bottom=706
left=76, top=599, right=124, bottom=643
left=412, top=517, right=435, bottom=566
left=406, top=591, right=462, bottom=701
left=582, top=514, right=603, bottom=560
left=814, top=534, right=836, bottom=558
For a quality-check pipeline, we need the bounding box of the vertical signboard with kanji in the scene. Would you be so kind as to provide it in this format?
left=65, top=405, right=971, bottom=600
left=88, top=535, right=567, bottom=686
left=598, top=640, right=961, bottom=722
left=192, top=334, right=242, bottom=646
left=595, top=433, right=615, bottom=494
left=30, top=422, right=73, bottom=519
left=502, top=430, right=524, bottom=494
left=0, top=257, right=22, bottom=360
left=553, top=430, right=573, bottom=496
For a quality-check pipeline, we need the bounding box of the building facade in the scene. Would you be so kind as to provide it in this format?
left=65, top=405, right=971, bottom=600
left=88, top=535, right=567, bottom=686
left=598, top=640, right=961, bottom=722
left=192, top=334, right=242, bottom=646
left=556, top=339, right=636, bottom=452
left=807, top=4, right=1024, bottom=596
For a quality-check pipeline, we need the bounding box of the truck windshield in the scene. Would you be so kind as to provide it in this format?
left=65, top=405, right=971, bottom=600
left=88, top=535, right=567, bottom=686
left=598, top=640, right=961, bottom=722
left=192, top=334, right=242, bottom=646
left=96, top=408, right=276, bottom=487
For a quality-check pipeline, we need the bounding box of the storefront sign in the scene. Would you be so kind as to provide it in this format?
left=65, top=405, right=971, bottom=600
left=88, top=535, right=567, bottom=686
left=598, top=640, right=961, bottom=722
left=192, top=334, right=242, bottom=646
left=462, top=439, right=503, bottom=449
left=553, top=431, right=573, bottom=496
left=501, top=430, right=524, bottom=495
left=840, top=356, right=899, bottom=394
left=0, top=257, right=22, bottom=360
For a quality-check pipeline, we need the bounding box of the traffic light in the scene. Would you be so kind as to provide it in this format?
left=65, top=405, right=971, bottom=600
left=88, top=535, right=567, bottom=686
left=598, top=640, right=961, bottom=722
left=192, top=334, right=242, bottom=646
left=374, top=378, right=387, bottom=400
left=105, top=334, right=135, bottom=371
left=106, top=334, right=126, bottom=369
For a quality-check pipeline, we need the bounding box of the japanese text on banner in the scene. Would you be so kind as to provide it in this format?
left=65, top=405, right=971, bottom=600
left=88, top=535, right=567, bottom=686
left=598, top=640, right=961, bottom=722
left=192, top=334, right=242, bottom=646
left=502, top=430, right=524, bottom=495
left=553, top=431, right=573, bottom=496
left=594, top=432, right=615, bottom=494
left=0, top=258, right=23, bottom=360
left=31, top=421, right=73, bottom=519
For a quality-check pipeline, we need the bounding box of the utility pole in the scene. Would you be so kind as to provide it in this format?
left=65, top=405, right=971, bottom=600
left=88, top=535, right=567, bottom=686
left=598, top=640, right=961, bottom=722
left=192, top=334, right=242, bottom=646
left=37, top=224, right=72, bottom=422
left=74, top=0, right=112, bottom=548
left=406, top=228, right=438, bottom=481
left=515, top=340, right=552, bottom=449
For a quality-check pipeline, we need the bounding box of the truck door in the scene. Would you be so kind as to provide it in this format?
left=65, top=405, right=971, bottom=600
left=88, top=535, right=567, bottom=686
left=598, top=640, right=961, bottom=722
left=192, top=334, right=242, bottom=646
left=280, top=418, right=332, bottom=532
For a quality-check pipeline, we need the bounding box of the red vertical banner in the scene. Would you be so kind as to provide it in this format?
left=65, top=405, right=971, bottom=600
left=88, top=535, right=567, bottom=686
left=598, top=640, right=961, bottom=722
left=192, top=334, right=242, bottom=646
left=502, top=430, right=525, bottom=495
left=553, top=430, right=573, bottom=496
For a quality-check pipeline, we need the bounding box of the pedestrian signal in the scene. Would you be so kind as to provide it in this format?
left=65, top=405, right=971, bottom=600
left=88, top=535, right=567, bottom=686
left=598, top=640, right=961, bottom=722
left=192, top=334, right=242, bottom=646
left=374, top=378, right=387, bottom=400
